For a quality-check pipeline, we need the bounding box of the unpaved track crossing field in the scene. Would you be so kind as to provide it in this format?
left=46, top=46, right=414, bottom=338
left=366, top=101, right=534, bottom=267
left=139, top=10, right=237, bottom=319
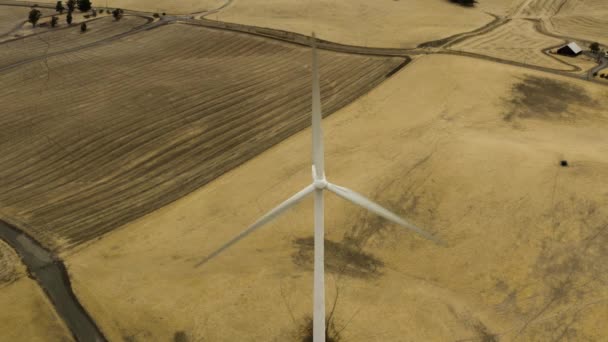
left=0, top=5, right=54, bottom=36
left=0, top=23, right=404, bottom=251
left=450, top=19, right=570, bottom=70
left=11, top=0, right=226, bottom=14
left=217, top=0, right=494, bottom=49
left=0, top=15, right=149, bottom=70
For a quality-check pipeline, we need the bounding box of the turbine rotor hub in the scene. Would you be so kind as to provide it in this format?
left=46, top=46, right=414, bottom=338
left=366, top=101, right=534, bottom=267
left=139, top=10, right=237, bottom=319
left=314, top=178, right=328, bottom=189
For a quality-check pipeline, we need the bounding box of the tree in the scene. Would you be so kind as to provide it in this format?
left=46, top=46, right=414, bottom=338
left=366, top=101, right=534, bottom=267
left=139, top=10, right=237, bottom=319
left=590, top=42, right=600, bottom=54
left=67, top=0, right=76, bottom=12
left=80, top=22, right=87, bottom=32
left=51, top=15, right=58, bottom=27
left=450, top=0, right=477, bottom=6
left=67, top=10, right=73, bottom=25
left=112, top=8, right=123, bottom=21
left=56, top=1, right=65, bottom=14
left=77, top=0, right=92, bottom=12
left=28, top=8, right=42, bottom=27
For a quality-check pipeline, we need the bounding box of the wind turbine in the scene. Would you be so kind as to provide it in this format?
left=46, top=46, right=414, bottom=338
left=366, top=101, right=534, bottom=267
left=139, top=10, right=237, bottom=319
left=198, top=34, right=442, bottom=341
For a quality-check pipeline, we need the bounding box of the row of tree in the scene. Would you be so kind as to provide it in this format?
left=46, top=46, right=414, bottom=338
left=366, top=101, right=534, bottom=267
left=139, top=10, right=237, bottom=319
left=55, top=0, right=92, bottom=13
left=28, top=1, right=124, bottom=28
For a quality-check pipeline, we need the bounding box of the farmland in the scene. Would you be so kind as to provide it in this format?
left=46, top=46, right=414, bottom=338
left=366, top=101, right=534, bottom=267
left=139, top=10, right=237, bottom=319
left=450, top=19, right=570, bottom=70
left=67, top=54, right=608, bottom=341
left=217, top=0, right=494, bottom=49
left=0, top=23, right=404, bottom=251
left=0, top=5, right=53, bottom=36
left=11, top=0, right=226, bottom=14
left=1, top=0, right=608, bottom=341
left=0, top=15, right=149, bottom=69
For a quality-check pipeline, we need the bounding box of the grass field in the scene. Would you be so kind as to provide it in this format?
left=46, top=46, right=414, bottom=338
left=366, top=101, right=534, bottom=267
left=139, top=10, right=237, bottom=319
left=0, top=5, right=54, bottom=36
left=450, top=19, right=570, bottom=70
left=547, top=0, right=608, bottom=44
left=0, top=15, right=148, bottom=68
left=0, top=23, right=404, bottom=251
left=217, top=0, right=494, bottom=49
left=66, top=54, right=608, bottom=341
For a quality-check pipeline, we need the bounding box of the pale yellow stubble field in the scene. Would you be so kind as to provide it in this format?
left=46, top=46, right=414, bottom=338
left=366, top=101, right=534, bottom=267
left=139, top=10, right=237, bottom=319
left=66, top=54, right=608, bottom=341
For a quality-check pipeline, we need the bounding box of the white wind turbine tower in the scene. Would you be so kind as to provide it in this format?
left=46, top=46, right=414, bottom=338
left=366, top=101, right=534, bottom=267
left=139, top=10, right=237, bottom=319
left=198, top=34, right=442, bottom=341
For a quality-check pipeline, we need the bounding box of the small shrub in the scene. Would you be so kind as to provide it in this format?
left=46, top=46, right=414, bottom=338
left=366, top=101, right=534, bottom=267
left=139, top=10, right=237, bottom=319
left=55, top=1, right=65, bottom=14
left=51, top=15, right=58, bottom=27
left=162, top=12, right=166, bottom=16
left=83, top=14, right=90, bottom=18
left=590, top=42, right=600, bottom=54
left=153, top=13, right=160, bottom=18
left=80, top=22, right=87, bottom=32
left=593, top=72, right=598, bottom=77
left=78, top=0, right=92, bottom=12
left=28, top=8, right=42, bottom=27
left=99, top=9, right=104, bottom=13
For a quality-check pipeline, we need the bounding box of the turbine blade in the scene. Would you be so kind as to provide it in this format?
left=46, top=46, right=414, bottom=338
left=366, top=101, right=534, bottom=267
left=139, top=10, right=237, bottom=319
left=311, top=32, right=325, bottom=179
left=197, top=184, right=316, bottom=267
left=326, top=183, right=443, bottom=245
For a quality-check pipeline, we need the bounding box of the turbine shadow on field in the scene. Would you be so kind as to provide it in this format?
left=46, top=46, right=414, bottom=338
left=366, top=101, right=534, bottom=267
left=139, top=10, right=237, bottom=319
left=504, top=75, right=599, bottom=122
left=291, top=237, right=384, bottom=279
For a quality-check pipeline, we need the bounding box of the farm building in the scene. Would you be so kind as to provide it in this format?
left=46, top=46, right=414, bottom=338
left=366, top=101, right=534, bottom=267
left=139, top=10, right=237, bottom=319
left=557, top=42, right=582, bottom=56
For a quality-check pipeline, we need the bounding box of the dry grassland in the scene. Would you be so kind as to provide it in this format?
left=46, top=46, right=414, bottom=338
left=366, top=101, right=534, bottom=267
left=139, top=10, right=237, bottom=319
left=0, top=241, right=74, bottom=341
left=67, top=55, right=608, bottom=341
left=217, top=0, right=494, bottom=49
left=450, top=19, right=570, bottom=70
left=12, top=0, right=226, bottom=14
left=0, top=5, right=53, bottom=36
left=0, top=24, right=404, bottom=251
left=0, top=279, right=74, bottom=342
left=0, top=15, right=148, bottom=68
left=545, top=0, right=608, bottom=44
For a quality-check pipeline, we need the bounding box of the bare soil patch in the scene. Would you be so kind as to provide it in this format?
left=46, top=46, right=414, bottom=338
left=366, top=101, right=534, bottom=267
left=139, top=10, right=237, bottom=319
left=504, top=75, right=599, bottom=121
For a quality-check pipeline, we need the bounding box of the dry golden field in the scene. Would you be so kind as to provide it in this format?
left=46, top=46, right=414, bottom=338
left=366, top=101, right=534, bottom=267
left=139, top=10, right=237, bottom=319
left=0, top=239, right=23, bottom=284
left=0, top=15, right=148, bottom=68
left=12, top=0, right=226, bottom=13
left=66, top=55, right=608, bottom=341
left=546, top=0, right=608, bottom=44
left=0, top=5, right=54, bottom=36
left=0, top=24, right=404, bottom=251
left=217, top=0, right=494, bottom=48
left=0, top=241, right=74, bottom=342
left=450, top=19, right=571, bottom=70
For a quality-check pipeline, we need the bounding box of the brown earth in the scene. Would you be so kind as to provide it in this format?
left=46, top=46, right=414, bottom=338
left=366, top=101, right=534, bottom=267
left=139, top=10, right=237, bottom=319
left=0, top=15, right=148, bottom=68
left=0, top=23, right=404, bottom=251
